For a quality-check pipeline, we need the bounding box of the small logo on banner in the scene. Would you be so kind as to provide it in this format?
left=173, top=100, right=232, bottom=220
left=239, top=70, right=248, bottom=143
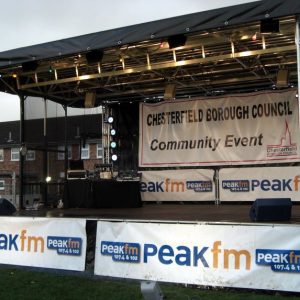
left=186, top=181, right=212, bottom=192
left=222, top=180, right=250, bottom=192
left=47, top=236, right=82, bottom=256
left=101, top=241, right=140, bottom=263
left=267, top=121, right=297, bottom=157
left=256, top=249, right=300, bottom=273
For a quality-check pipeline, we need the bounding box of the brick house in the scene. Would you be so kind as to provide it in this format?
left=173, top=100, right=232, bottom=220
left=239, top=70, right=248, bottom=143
left=0, top=114, right=102, bottom=207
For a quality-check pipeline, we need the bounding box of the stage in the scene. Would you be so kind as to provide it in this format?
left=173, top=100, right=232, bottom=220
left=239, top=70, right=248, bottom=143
left=13, top=202, right=300, bottom=224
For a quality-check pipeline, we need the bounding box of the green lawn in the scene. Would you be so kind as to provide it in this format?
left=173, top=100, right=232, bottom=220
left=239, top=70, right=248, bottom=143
left=0, top=267, right=299, bottom=300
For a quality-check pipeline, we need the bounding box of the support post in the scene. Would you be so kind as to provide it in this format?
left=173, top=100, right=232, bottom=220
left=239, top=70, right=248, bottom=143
left=63, top=105, right=68, bottom=178
left=18, top=92, right=25, bottom=210
left=140, top=281, right=163, bottom=300
left=214, top=168, right=220, bottom=205
left=42, top=98, right=48, bottom=206
left=296, top=17, right=300, bottom=118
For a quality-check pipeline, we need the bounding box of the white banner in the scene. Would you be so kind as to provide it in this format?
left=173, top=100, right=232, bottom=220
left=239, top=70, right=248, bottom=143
left=95, top=221, right=300, bottom=292
left=220, top=166, right=300, bottom=202
left=141, top=169, right=215, bottom=201
left=139, top=90, right=300, bottom=167
left=0, top=217, right=86, bottom=271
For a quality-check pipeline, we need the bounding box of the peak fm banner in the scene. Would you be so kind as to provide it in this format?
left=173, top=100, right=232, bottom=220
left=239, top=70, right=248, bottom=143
left=0, top=217, right=86, bottom=271
left=139, top=90, right=300, bottom=167
left=220, top=166, right=300, bottom=202
left=141, top=169, right=215, bottom=201
left=95, top=221, right=300, bottom=292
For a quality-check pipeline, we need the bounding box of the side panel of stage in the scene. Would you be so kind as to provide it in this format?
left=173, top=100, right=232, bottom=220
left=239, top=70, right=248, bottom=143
left=95, top=220, right=300, bottom=292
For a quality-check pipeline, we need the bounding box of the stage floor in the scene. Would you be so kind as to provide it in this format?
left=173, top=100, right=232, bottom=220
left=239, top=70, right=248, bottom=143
left=13, top=202, right=300, bottom=224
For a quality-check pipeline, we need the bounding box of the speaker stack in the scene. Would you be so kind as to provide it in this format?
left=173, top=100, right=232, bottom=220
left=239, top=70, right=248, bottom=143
left=250, top=198, right=292, bottom=221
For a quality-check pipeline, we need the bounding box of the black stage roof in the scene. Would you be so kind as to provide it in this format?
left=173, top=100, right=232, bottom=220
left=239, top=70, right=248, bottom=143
left=0, top=0, right=299, bottom=107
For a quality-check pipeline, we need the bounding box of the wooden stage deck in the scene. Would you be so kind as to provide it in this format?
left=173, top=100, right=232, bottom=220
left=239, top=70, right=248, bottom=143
left=13, top=202, right=300, bottom=224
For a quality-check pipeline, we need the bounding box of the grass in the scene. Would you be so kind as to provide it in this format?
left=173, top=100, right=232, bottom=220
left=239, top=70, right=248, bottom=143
left=0, top=267, right=299, bottom=300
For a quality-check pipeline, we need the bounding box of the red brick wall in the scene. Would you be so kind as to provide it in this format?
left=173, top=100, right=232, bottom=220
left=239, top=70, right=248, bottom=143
left=0, top=143, right=103, bottom=196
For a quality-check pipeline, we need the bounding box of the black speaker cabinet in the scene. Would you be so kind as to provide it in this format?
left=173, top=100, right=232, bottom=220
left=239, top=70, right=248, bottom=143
left=0, top=198, right=16, bottom=216
left=250, top=198, right=292, bottom=221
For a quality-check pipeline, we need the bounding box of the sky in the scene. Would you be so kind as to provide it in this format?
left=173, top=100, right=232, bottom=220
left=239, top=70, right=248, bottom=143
left=0, top=0, right=260, bottom=121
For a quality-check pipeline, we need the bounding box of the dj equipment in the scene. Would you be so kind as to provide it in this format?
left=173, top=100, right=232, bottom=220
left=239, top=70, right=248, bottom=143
left=67, top=170, right=88, bottom=180
left=0, top=198, right=16, bottom=215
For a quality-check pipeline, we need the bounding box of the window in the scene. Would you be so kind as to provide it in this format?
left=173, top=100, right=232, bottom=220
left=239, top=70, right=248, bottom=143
left=81, top=144, right=89, bottom=160
left=0, top=149, right=3, bottom=161
left=0, top=180, right=4, bottom=190
left=11, top=148, right=19, bottom=161
left=97, top=142, right=103, bottom=159
left=26, top=150, right=35, bottom=161
left=57, top=145, right=72, bottom=160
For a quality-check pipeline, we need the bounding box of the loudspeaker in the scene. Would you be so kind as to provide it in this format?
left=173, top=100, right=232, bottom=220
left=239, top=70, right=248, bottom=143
left=260, top=19, right=280, bottom=34
left=0, top=198, right=16, bottom=216
left=86, top=50, right=103, bottom=64
left=276, top=69, right=289, bottom=88
left=250, top=198, right=292, bottom=221
left=22, top=61, right=38, bottom=72
left=85, top=92, right=96, bottom=108
left=164, top=83, right=176, bottom=100
left=167, top=34, right=187, bottom=49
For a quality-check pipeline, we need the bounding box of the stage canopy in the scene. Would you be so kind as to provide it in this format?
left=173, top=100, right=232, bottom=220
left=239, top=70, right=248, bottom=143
left=0, top=0, right=300, bottom=107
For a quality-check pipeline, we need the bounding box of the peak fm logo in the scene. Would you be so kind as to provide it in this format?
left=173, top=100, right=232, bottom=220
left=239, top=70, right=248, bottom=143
left=222, top=176, right=300, bottom=193
left=222, top=180, right=250, bottom=192
left=267, top=121, right=297, bottom=157
left=101, top=240, right=251, bottom=270
left=256, top=249, right=300, bottom=273
left=0, top=229, right=82, bottom=256
left=140, top=178, right=212, bottom=193
left=101, top=241, right=140, bottom=263
left=47, top=236, right=82, bottom=256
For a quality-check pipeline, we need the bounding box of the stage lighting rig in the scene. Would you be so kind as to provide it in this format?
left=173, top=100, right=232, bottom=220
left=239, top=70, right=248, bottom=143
left=110, top=141, right=117, bottom=149
left=110, top=128, right=116, bottom=136
left=107, top=116, right=114, bottom=124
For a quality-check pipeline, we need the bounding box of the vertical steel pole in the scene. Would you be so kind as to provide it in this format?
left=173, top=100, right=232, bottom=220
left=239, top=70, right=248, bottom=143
left=18, top=92, right=25, bottom=210
left=214, top=168, right=220, bottom=205
left=64, top=105, right=68, bottom=179
left=296, top=17, right=300, bottom=120
left=43, top=98, right=48, bottom=206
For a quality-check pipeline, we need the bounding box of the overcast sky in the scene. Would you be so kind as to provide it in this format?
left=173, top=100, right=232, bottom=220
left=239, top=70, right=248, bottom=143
left=0, top=0, right=259, bottom=121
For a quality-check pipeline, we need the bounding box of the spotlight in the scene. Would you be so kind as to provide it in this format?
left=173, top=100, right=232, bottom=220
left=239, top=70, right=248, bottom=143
left=111, top=154, right=118, bottom=161
left=45, top=176, right=52, bottom=183
left=260, top=19, right=280, bottom=34
left=22, top=61, right=38, bottom=72
left=107, top=116, right=114, bottom=124
left=110, top=128, right=116, bottom=136
left=110, top=141, right=117, bottom=149
left=19, top=145, right=27, bottom=156
left=167, top=34, right=187, bottom=49
left=86, top=49, right=104, bottom=64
